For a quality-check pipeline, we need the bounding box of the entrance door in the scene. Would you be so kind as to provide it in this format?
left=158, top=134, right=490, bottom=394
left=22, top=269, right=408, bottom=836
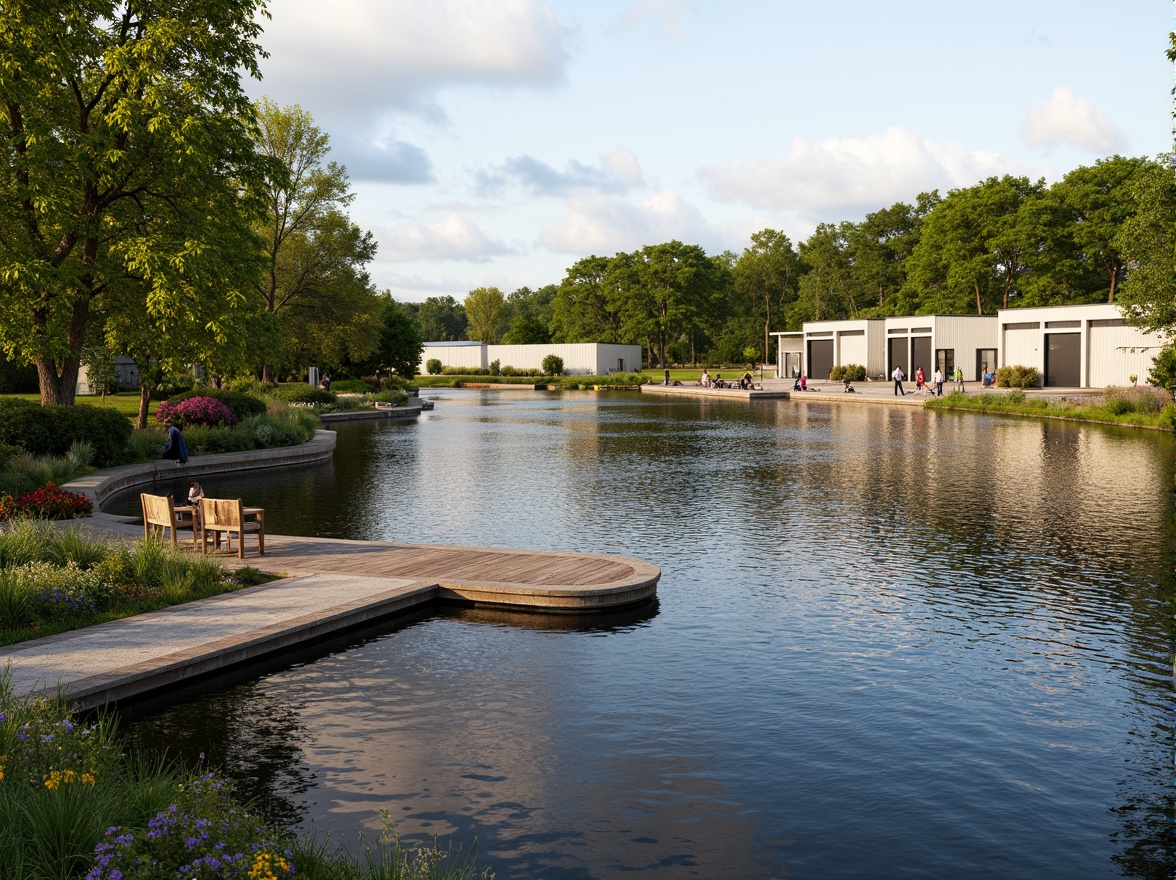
left=976, top=349, right=996, bottom=378
left=807, top=339, right=834, bottom=380
left=783, top=351, right=801, bottom=378
left=911, top=337, right=932, bottom=375
left=1044, top=333, right=1080, bottom=387
left=887, top=338, right=908, bottom=375
left=935, top=349, right=955, bottom=376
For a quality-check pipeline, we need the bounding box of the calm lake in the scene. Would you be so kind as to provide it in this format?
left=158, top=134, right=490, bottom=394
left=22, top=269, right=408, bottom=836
left=115, top=390, right=1175, bottom=879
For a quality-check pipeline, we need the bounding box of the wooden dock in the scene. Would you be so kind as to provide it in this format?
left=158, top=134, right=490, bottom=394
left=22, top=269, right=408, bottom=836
left=1, top=520, right=659, bottom=710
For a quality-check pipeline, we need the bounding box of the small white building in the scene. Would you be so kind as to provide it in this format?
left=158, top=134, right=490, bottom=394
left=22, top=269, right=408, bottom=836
left=419, top=342, right=643, bottom=377
left=997, top=303, right=1168, bottom=388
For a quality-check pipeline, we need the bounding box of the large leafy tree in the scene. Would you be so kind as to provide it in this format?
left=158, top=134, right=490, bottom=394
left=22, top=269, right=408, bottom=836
left=0, top=0, right=270, bottom=405
left=1117, top=161, right=1176, bottom=338
left=732, top=229, right=801, bottom=363
left=343, top=294, right=424, bottom=381
left=416, top=295, right=467, bottom=341
left=612, top=241, right=716, bottom=369
left=1049, top=156, right=1152, bottom=303
left=502, top=285, right=556, bottom=345
left=550, top=256, right=623, bottom=343
left=253, top=99, right=378, bottom=380
left=463, top=286, right=508, bottom=343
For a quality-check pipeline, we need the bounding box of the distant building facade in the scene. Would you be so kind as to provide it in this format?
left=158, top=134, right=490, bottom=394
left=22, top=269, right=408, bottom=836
left=419, top=342, right=643, bottom=376
left=773, top=304, right=1169, bottom=388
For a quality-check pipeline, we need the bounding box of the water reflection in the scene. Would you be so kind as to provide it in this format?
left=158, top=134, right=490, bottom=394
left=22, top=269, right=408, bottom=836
left=117, top=392, right=1175, bottom=879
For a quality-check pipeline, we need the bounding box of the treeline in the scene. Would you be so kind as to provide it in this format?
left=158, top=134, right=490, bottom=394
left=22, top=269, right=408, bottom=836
left=415, top=155, right=1175, bottom=368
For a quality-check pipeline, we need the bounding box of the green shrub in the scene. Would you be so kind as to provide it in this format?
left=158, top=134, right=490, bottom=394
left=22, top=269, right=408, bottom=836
left=226, top=377, right=277, bottom=398
left=0, top=401, right=130, bottom=468
left=829, top=365, right=844, bottom=381
left=995, top=365, right=1039, bottom=389
left=489, top=359, right=501, bottom=376
left=1005, top=389, right=1026, bottom=403
left=542, top=354, right=565, bottom=376
left=381, top=374, right=410, bottom=392
left=274, top=384, right=336, bottom=405
left=167, top=388, right=267, bottom=421
left=840, top=363, right=866, bottom=381
left=371, top=389, right=408, bottom=405
left=331, top=378, right=376, bottom=393
left=426, top=358, right=443, bottom=375
left=441, top=366, right=489, bottom=376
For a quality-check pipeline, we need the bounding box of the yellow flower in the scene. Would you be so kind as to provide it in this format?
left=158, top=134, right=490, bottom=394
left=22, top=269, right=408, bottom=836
left=81, top=771, right=96, bottom=785
left=248, top=850, right=291, bottom=880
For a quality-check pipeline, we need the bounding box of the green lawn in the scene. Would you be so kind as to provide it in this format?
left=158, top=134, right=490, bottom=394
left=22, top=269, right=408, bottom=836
left=6, top=391, right=156, bottom=421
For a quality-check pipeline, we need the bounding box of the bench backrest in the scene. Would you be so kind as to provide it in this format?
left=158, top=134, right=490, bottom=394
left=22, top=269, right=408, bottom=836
left=141, top=493, right=176, bottom=528
left=200, top=497, right=243, bottom=529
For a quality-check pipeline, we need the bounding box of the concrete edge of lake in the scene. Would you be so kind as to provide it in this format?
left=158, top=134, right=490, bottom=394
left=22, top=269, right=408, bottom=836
left=62, top=429, right=339, bottom=509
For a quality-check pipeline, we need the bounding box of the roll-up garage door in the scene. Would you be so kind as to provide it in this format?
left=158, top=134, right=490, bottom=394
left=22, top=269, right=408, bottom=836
left=911, top=337, right=932, bottom=374
left=808, top=339, right=834, bottom=379
left=1045, top=333, right=1080, bottom=387
left=887, top=338, right=908, bottom=375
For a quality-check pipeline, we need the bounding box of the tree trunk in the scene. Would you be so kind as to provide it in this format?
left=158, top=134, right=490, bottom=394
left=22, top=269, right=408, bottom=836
left=1108, top=271, right=1116, bottom=303
left=262, top=363, right=276, bottom=383
left=35, top=356, right=79, bottom=405
left=137, top=384, right=152, bottom=430
left=975, top=281, right=983, bottom=316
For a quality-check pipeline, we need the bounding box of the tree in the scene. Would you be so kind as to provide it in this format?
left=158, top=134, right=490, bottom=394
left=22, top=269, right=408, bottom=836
left=253, top=99, right=378, bottom=381
left=1050, top=156, right=1152, bottom=302
left=0, top=0, right=269, bottom=405
left=80, top=344, right=119, bottom=400
left=345, top=295, right=424, bottom=381
left=612, top=241, right=716, bottom=368
left=417, top=296, right=468, bottom=341
left=1117, top=161, right=1176, bottom=337
left=793, top=224, right=856, bottom=323
left=463, top=287, right=508, bottom=343
left=502, top=285, right=556, bottom=344
left=550, top=256, right=624, bottom=343
left=732, top=229, right=801, bottom=363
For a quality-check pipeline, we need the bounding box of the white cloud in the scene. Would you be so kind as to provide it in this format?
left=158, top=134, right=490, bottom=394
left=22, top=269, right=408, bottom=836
left=378, top=213, right=513, bottom=262
left=537, top=190, right=717, bottom=254
left=621, top=0, right=697, bottom=39
left=476, top=146, right=645, bottom=196
left=256, top=0, right=570, bottom=122
left=699, top=127, right=1030, bottom=216
left=1020, top=86, right=1127, bottom=153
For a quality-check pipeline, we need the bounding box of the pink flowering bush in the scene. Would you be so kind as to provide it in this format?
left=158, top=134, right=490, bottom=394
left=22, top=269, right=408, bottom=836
left=155, top=396, right=238, bottom=428
left=0, top=482, right=93, bottom=520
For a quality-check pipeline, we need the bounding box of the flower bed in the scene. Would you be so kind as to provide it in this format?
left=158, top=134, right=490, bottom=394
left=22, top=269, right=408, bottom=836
left=0, top=482, right=92, bottom=521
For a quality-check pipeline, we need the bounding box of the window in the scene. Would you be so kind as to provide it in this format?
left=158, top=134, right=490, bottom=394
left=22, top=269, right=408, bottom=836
left=935, top=349, right=955, bottom=376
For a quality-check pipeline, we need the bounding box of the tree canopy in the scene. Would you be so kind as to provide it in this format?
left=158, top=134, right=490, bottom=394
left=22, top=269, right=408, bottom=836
left=0, top=0, right=270, bottom=404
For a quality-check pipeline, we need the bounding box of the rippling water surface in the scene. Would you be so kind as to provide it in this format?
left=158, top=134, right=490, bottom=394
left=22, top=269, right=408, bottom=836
left=118, top=391, right=1175, bottom=879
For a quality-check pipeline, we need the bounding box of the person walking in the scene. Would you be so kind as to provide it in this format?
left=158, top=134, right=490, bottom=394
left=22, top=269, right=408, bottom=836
left=892, top=365, right=906, bottom=396
left=933, top=367, right=944, bottom=396
left=915, top=365, right=927, bottom=394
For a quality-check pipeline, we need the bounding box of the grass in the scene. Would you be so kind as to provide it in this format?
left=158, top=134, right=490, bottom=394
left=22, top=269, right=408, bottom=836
left=5, top=392, right=158, bottom=422
left=925, top=387, right=1176, bottom=429
left=0, top=520, right=283, bottom=647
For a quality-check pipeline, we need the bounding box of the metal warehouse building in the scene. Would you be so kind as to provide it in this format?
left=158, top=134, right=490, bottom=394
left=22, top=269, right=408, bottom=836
left=419, top=342, right=643, bottom=377
left=774, top=304, right=1168, bottom=388
left=997, top=304, right=1166, bottom=388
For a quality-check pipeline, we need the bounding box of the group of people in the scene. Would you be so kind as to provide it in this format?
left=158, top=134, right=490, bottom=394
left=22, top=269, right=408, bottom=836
left=699, top=370, right=761, bottom=390
left=892, top=365, right=965, bottom=397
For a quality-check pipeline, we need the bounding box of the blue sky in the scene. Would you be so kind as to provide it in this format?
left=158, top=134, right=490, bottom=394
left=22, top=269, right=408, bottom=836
left=247, top=0, right=1172, bottom=302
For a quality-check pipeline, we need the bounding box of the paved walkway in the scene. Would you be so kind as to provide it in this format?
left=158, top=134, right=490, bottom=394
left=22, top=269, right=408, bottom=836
left=4, top=516, right=659, bottom=709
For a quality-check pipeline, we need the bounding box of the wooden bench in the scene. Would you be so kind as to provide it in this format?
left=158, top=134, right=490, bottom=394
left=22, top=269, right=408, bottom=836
left=141, top=493, right=199, bottom=548
left=199, top=497, right=264, bottom=559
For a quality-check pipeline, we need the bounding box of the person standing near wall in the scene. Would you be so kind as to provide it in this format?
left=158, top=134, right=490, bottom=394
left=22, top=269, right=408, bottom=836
left=954, top=366, right=964, bottom=392
left=933, top=367, right=944, bottom=396
left=892, top=365, right=906, bottom=396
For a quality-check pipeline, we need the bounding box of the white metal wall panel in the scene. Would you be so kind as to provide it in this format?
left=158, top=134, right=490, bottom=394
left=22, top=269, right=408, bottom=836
left=1087, top=324, right=1165, bottom=388
left=419, top=344, right=486, bottom=373
left=839, top=333, right=868, bottom=366
left=1001, top=329, right=1040, bottom=374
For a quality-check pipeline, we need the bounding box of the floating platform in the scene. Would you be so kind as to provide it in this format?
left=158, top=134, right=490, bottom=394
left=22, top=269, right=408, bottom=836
left=640, top=384, right=790, bottom=400
left=1, top=526, right=660, bottom=710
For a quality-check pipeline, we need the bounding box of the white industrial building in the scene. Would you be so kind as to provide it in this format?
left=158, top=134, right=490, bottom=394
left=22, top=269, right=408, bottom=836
left=774, top=315, right=997, bottom=381
left=773, top=304, right=1169, bottom=388
left=419, top=342, right=643, bottom=376
left=997, top=304, right=1166, bottom=388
